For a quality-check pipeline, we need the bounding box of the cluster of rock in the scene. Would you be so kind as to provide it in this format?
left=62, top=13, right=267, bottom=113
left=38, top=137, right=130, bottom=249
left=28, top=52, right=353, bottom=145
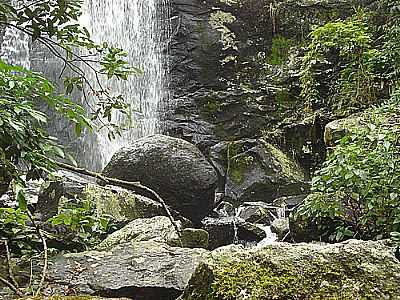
left=1, top=130, right=399, bottom=300
left=2, top=0, right=400, bottom=299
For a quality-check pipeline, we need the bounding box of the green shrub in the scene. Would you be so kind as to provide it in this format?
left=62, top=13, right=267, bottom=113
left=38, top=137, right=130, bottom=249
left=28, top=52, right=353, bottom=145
left=296, top=91, right=400, bottom=241
left=300, top=10, right=382, bottom=114
left=267, top=35, right=295, bottom=65
left=48, top=198, right=117, bottom=249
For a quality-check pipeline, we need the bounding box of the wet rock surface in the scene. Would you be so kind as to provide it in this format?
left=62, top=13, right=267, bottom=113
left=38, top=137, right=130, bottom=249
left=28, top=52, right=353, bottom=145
left=201, top=216, right=266, bottom=250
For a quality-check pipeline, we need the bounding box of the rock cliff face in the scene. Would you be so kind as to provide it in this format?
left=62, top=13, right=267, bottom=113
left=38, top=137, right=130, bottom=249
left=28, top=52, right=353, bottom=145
left=165, top=0, right=376, bottom=153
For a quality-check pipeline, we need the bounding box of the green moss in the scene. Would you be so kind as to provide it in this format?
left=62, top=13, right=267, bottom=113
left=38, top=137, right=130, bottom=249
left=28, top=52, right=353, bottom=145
left=82, top=184, right=162, bottom=222
left=267, top=35, right=295, bottom=65
left=182, top=242, right=400, bottom=300
left=203, top=99, right=222, bottom=117
left=226, top=142, right=255, bottom=184
left=263, top=142, right=304, bottom=181
left=229, top=155, right=254, bottom=184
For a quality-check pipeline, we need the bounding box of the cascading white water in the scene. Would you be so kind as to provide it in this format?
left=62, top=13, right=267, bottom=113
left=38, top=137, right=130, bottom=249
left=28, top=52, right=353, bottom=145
left=0, top=0, right=170, bottom=171
left=80, top=0, right=170, bottom=170
left=0, top=1, right=30, bottom=69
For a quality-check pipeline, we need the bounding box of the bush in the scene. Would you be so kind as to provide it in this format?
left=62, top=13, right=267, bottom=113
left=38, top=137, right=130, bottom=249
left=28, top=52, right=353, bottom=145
left=296, top=91, right=400, bottom=241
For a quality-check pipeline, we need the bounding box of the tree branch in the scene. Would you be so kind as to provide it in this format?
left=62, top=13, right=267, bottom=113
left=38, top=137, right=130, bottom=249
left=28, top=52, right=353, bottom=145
left=0, top=275, right=24, bottom=298
left=52, top=160, right=182, bottom=240
left=3, top=239, right=18, bottom=288
left=26, top=210, right=48, bottom=296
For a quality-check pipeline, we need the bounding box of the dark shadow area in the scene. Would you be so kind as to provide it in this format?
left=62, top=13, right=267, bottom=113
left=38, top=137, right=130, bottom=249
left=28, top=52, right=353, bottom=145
left=96, top=286, right=182, bottom=300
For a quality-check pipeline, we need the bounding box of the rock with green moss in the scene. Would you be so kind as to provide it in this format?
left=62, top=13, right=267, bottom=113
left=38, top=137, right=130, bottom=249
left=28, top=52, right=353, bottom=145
left=102, top=134, right=218, bottom=223
left=97, top=216, right=209, bottom=250
left=83, top=184, right=165, bottom=222
left=224, top=139, right=309, bottom=205
left=324, top=115, right=363, bottom=147
left=180, top=228, right=210, bottom=249
left=97, top=216, right=182, bottom=250
left=179, top=239, right=400, bottom=300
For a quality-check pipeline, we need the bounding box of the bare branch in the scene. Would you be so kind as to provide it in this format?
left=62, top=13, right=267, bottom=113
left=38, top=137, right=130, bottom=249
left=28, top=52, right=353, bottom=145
left=53, top=160, right=182, bottom=240
left=3, top=239, right=19, bottom=288
left=0, top=275, right=24, bottom=298
left=25, top=210, right=48, bottom=296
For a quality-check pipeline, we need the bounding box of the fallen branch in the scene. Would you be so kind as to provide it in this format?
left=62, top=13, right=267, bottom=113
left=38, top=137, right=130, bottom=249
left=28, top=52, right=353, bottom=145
left=3, top=239, right=19, bottom=288
left=0, top=275, right=24, bottom=298
left=26, top=210, right=48, bottom=296
left=53, top=160, right=182, bottom=240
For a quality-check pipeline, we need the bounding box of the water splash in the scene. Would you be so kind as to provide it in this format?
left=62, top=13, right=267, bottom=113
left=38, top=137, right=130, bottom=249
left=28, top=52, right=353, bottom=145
left=80, top=0, right=170, bottom=170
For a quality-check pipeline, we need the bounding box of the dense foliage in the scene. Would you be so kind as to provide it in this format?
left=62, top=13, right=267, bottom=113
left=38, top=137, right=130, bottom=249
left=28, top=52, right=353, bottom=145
left=296, top=92, right=400, bottom=241
left=0, top=0, right=137, bottom=202
left=296, top=1, right=400, bottom=242
left=0, top=1, right=134, bottom=292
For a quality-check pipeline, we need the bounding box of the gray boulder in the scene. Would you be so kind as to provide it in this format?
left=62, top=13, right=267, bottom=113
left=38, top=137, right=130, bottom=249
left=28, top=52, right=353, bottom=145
left=270, top=218, right=290, bottom=240
left=84, top=184, right=166, bottom=222
left=98, top=216, right=209, bottom=250
left=45, top=241, right=209, bottom=299
left=97, top=216, right=182, bottom=250
left=102, top=134, right=218, bottom=223
left=236, top=202, right=278, bottom=224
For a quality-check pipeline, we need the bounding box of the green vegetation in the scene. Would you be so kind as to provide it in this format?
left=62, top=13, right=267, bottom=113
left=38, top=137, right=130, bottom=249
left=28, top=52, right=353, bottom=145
left=0, top=0, right=136, bottom=295
left=0, top=0, right=137, bottom=206
left=48, top=198, right=117, bottom=250
left=300, top=11, right=380, bottom=113
left=267, top=35, right=294, bottom=65
left=294, top=2, right=400, bottom=243
left=296, top=92, right=400, bottom=241
left=300, top=4, right=400, bottom=115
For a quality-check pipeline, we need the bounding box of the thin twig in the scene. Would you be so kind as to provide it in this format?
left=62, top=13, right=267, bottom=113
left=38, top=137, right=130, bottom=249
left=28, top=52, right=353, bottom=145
left=53, top=160, right=182, bottom=240
left=26, top=210, right=48, bottom=296
left=0, top=275, right=24, bottom=298
left=3, top=239, right=19, bottom=288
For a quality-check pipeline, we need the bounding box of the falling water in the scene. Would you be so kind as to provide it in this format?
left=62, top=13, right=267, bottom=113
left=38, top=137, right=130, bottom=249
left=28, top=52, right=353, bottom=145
left=0, top=1, right=30, bottom=69
left=0, top=0, right=170, bottom=171
left=80, top=0, right=170, bottom=170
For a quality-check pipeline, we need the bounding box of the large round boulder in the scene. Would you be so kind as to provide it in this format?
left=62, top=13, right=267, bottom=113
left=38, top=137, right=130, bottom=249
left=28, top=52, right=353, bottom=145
left=102, top=134, right=218, bottom=223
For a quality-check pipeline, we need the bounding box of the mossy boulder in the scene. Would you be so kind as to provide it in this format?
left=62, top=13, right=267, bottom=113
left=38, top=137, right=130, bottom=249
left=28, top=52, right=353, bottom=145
left=97, top=216, right=209, bottom=250
left=324, top=115, right=363, bottom=147
left=224, top=139, right=309, bottom=205
left=83, top=184, right=165, bottom=222
left=97, top=216, right=182, bottom=250
left=179, top=239, right=400, bottom=300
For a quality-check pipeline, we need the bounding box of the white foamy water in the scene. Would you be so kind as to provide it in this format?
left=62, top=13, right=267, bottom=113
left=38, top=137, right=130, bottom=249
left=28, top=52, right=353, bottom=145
left=80, top=0, right=170, bottom=169
left=1, top=0, right=170, bottom=170
left=0, top=0, right=30, bottom=69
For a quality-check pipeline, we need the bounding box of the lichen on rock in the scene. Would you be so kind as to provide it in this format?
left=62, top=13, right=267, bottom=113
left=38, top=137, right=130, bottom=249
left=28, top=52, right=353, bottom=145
left=179, top=240, right=400, bottom=299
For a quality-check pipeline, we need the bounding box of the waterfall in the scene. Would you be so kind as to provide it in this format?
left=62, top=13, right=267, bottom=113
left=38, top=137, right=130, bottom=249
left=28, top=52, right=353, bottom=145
left=80, top=0, right=170, bottom=170
left=0, top=1, right=30, bottom=69
left=0, top=0, right=170, bottom=171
